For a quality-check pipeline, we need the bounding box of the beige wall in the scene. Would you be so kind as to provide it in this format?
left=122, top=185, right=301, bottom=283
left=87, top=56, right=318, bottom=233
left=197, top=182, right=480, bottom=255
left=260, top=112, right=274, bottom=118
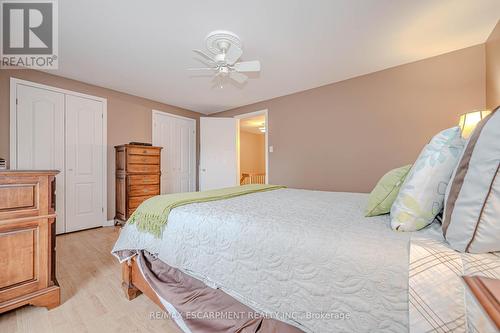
left=0, top=70, right=202, bottom=219
left=240, top=131, right=265, bottom=174
left=486, top=20, right=500, bottom=109
left=0, top=42, right=490, bottom=218
left=213, top=45, right=486, bottom=193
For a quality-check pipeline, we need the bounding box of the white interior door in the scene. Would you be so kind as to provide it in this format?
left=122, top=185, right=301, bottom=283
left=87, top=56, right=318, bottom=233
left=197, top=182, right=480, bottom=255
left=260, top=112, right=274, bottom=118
left=15, top=84, right=66, bottom=234
left=65, top=95, right=104, bottom=232
left=153, top=112, right=196, bottom=194
left=200, top=117, right=239, bottom=191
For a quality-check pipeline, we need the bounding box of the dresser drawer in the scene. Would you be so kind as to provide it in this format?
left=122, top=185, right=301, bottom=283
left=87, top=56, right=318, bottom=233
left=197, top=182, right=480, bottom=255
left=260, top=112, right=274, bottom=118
left=128, top=175, right=160, bottom=185
left=127, top=164, right=160, bottom=173
left=127, top=154, right=159, bottom=165
left=0, top=218, right=50, bottom=304
left=0, top=226, right=36, bottom=290
left=0, top=176, right=46, bottom=220
left=129, top=185, right=158, bottom=197
left=0, top=184, right=36, bottom=211
left=128, top=195, right=156, bottom=210
left=128, top=147, right=160, bottom=156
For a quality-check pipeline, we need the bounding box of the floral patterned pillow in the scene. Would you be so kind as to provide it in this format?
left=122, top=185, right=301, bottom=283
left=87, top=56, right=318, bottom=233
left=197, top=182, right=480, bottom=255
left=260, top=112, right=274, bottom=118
left=390, top=127, right=465, bottom=231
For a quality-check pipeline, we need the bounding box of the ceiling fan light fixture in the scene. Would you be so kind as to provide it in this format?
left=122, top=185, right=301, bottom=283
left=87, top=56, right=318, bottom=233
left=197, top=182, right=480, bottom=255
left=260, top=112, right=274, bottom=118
left=188, top=30, right=261, bottom=86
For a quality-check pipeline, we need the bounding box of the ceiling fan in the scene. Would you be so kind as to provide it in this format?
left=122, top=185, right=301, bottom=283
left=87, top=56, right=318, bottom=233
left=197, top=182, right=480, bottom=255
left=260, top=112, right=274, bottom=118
left=188, top=30, right=261, bottom=87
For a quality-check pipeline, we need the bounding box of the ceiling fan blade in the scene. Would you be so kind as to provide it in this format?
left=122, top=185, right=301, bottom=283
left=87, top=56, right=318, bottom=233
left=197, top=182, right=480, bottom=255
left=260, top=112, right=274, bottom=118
left=234, top=60, right=261, bottom=72
left=224, top=44, right=243, bottom=65
left=229, top=71, right=248, bottom=84
left=192, top=49, right=216, bottom=63
left=194, top=57, right=216, bottom=68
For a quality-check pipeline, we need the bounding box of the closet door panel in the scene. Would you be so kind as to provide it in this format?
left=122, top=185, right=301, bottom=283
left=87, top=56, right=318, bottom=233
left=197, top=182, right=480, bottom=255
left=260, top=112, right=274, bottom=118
left=153, top=114, right=174, bottom=194
left=16, top=85, right=66, bottom=234
left=65, top=95, right=104, bottom=232
left=153, top=113, right=196, bottom=194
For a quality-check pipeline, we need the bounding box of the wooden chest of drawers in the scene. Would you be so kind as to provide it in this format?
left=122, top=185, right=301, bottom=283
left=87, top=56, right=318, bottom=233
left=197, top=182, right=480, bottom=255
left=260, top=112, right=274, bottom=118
left=115, top=145, right=162, bottom=223
left=0, top=170, right=60, bottom=313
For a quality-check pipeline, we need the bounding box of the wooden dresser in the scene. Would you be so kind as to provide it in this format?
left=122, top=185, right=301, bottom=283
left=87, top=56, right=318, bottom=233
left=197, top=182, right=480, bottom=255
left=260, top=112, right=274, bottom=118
left=115, top=145, right=162, bottom=224
left=0, top=170, right=60, bottom=313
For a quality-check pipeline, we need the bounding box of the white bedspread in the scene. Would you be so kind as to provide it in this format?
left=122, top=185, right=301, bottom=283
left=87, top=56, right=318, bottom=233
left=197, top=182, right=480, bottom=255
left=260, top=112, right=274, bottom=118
left=113, top=189, right=412, bottom=332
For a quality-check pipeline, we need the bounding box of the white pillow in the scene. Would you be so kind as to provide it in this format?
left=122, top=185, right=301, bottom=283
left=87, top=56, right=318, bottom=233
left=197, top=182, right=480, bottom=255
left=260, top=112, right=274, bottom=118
left=391, top=127, right=464, bottom=231
left=442, top=109, right=500, bottom=253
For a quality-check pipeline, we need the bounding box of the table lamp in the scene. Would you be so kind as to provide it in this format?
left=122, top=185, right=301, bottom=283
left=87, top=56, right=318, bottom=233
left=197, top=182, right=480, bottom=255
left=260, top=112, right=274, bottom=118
left=458, top=110, right=492, bottom=139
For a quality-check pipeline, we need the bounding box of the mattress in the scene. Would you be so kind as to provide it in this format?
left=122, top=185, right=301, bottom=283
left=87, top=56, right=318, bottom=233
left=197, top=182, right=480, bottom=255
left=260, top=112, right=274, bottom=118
left=113, top=188, right=412, bottom=332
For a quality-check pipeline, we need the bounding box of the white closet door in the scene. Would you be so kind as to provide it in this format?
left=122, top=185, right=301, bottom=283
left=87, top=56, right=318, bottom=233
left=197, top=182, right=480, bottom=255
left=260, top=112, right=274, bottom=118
left=65, top=95, right=104, bottom=232
left=16, top=84, right=66, bottom=234
left=153, top=112, right=196, bottom=194
left=153, top=113, right=173, bottom=193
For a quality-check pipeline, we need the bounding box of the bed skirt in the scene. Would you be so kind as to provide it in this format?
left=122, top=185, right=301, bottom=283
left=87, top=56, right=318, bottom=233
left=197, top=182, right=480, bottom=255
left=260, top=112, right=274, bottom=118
left=131, top=251, right=304, bottom=333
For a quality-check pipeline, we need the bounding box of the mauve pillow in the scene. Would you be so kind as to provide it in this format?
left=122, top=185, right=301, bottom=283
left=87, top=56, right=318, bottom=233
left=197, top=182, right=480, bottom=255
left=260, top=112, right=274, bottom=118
left=443, top=108, right=500, bottom=253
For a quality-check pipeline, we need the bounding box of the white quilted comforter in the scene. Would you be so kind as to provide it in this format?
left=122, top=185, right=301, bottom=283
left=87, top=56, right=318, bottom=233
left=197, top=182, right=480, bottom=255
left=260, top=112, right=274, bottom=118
left=113, top=189, right=412, bottom=332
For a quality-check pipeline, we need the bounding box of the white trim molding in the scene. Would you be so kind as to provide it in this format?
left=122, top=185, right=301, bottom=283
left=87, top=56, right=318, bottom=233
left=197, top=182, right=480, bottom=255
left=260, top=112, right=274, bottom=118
left=152, top=109, right=196, bottom=122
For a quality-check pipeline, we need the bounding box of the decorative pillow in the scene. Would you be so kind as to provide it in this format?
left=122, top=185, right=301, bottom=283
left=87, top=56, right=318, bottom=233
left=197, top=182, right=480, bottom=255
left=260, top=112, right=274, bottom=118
left=442, top=108, right=500, bottom=253
left=365, top=164, right=412, bottom=217
left=390, top=127, right=465, bottom=231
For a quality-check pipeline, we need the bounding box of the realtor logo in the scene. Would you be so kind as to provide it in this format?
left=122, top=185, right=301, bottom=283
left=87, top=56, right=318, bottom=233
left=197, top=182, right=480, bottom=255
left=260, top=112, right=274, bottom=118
left=1, top=0, right=58, bottom=69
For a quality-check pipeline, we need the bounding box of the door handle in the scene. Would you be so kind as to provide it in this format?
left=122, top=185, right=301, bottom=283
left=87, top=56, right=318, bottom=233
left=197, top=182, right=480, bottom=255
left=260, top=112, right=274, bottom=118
left=201, top=168, right=206, bottom=172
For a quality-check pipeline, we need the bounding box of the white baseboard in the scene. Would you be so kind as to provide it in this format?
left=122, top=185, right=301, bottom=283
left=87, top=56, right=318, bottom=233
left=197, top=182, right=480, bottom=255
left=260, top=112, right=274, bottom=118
left=103, top=219, right=115, bottom=227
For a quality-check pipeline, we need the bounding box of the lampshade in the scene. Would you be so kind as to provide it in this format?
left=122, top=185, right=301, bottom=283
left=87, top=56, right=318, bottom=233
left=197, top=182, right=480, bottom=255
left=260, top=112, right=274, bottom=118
left=458, top=110, right=492, bottom=139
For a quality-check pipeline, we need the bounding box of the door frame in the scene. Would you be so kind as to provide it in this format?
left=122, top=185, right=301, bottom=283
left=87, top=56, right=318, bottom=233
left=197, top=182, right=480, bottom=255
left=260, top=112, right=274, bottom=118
left=151, top=110, right=197, bottom=193
left=9, top=78, right=108, bottom=228
left=234, top=109, right=269, bottom=184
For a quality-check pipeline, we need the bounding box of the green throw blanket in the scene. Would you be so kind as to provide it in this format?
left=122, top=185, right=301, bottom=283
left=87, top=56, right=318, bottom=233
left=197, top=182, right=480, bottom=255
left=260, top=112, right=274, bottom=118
left=128, top=184, right=286, bottom=237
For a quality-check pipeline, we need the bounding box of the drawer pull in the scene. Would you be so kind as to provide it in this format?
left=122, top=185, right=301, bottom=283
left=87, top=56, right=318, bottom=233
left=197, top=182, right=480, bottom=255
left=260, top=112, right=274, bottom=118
left=143, top=150, right=147, bottom=154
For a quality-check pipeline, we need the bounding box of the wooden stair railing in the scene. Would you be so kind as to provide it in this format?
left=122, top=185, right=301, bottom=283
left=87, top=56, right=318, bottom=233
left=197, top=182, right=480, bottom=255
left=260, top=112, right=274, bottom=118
left=240, top=173, right=266, bottom=185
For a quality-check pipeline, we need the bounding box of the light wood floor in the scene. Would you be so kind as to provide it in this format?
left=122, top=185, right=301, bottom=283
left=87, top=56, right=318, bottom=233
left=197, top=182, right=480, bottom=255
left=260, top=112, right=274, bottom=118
left=0, top=227, right=180, bottom=333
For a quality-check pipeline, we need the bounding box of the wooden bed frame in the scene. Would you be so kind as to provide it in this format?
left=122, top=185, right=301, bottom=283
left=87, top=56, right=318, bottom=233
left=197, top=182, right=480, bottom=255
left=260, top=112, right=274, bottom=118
left=121, top=256, right=166, bottom=311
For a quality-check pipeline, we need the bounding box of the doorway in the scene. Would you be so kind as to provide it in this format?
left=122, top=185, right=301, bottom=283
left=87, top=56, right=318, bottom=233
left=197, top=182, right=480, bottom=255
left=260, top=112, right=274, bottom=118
left=235, top=110, right=268, bottom=185
left=198, top=110, right=268, bottom=191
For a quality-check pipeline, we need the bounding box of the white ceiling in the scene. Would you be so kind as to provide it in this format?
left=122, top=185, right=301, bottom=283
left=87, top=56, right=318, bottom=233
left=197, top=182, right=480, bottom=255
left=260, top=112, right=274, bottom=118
left=54, top=0, right=500, bottom=114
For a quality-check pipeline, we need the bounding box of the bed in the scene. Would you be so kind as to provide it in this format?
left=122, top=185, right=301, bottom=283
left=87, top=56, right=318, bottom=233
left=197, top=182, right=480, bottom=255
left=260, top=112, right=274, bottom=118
left=112, top=188, right=500, bottom=333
